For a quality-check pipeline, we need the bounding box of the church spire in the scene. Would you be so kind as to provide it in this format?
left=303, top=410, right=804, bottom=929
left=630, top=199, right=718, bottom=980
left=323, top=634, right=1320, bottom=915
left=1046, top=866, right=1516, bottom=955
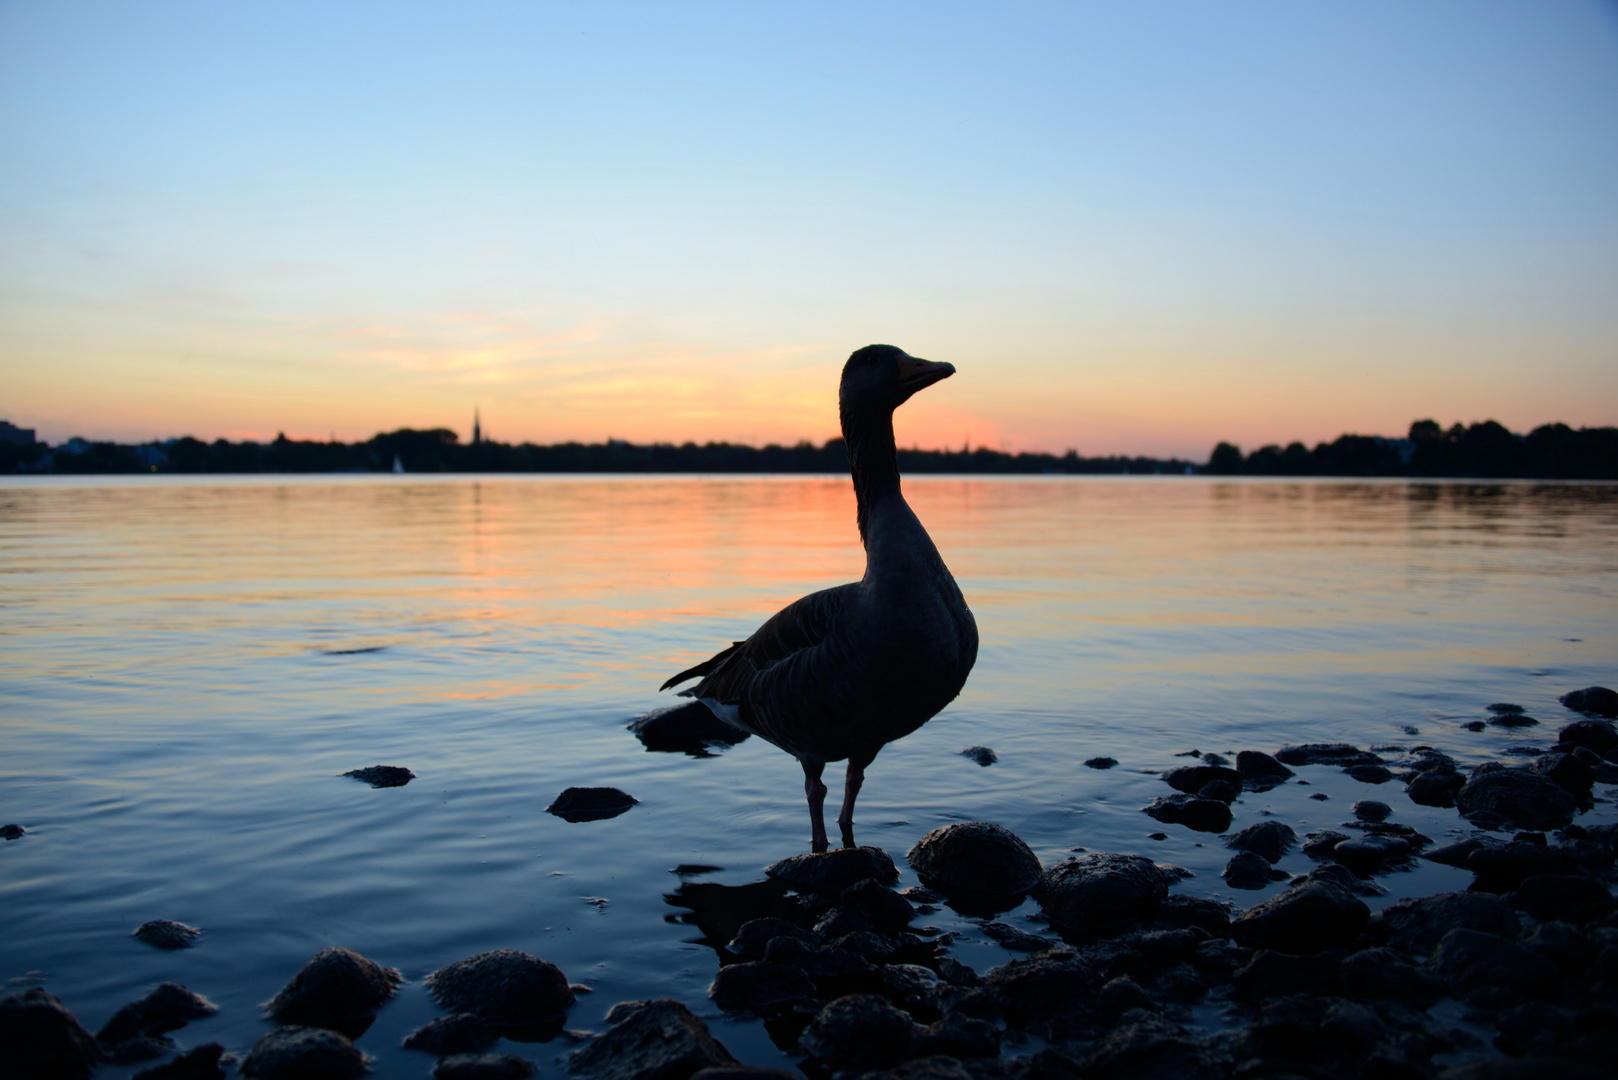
left=472, top=407, right=482, bottom=446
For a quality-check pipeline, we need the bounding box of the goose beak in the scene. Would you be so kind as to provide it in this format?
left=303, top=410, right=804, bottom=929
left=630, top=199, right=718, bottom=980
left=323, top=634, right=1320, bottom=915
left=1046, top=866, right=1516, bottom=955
left=898, top=355, right=956, bottom=393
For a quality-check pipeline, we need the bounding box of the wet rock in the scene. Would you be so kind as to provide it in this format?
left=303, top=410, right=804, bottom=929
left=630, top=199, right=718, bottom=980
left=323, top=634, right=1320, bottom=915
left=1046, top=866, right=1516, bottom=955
left=763, top=935, right=874, bottom=979
left=726, top=918, right=815, bottom=959
left=1157, top=894, right=1233, bottom=935
left=265, top=946, right=402, bottom=1033
left=1233, top=950, right=1340, bottom=1001
left=1239, top=994, right=1384, bottom=1071
left=1071, top=1014, right=1229, bottom=1080
left=1301, top=830, right=1349, bottom=858
left=1162, top=765, right=1243, bottom=796
left=0, top=988, right=101, bottom=1080
left=1455, top=767, right=1576, bottom=830
left=1534, top=752, right=1596, bottom=801
left=1372, top=890, right=1520, bottom=953
left=1520, top=921, right=1590, bottom=974
left=1557, top=718, right=1618, bottom=757
left=1084, top=757, right=1117, bottom=769
left=0, top=823, right=24, bottom=840
left=103, top=1035, right=167, bottom=1065
left=1493, top=1000, right=1578, bottom=1058
left=1572, top=746, right=1618, bottom=781
left=133, top=920, right=202, bottom=950
left=1352, top=800, right=1392, bottom=822
left=547, top=787, right=638, bottom=822
left=766, top=846, right=898, bottom=894
left=567, top=998, right=737, bottom=1080
left=1429, top=928, right=1557, bottom=991
left=1231, top=880, right=1369, bottom=953
left=1463, top=720, right=1487, bottom=732
left=1223, top=851, right=1287, bottom=890
left=912, top=1013, right=998, bottom=1058
left=708, top=962, right=815, bottom=1012
left=1340, top=947, right=1444, bottom=1003
left=1197, top=779, right=1240, bottom=802
left=1033, top=853, right=1173, bottom=931
left=1142, top=794, right=1231, bottom=833
left=1297, top=862, right=1386, bottom=897
left=934, top=957, right=980, bottom=988
left=1560, top=686, right=1618, bottom=718
left=1489, top=712, right=1540, bottom=728
left=1440, top=1060, right=1613, bottom=1080
left=1426, top=837, right=1491, bottom=867
left=627, top=702, right=748, bottom=755
left=1488, top=703, right=1526, bottom=715
left=1235, top=750, right=1294, bottom=789
left=1466, top=841, right=1580, bottom=892
left=241, top=1026, right=369, bottom=1079
left=1346, top=763, right=1395, bottom=784
left=906, top=823, right=1041, bottom=907
left=982, top=948, right=1097, bottom=1021
left=689, top=1071, right=799, bottom=1080
left=1406, top=767, right=1466, bottom=808
left=1332, top=835, right=1411, bottom=878
left=98, top=983, right=217, bottom=1047
left=425, top=949, right=574, bottom=1027
left=1226, top=821, right=1296, bottom=864
left=959, top=746, right=997, bottom=766
left=436, top=1054, right=536, bottom=1080
left=1096, top=975, right=1153, bottom=1017
left=1510, top=874, right=1610, bottom=921
left=131, top=1042, right=227, bottom=1080
left=1275, top=743, right=1382, bottom=767
left=800, top=994, right=914, bottom=1068
left=342, top=765, right=414, bottom=788
left=403, top=1013, right=496, bottom=1055
left=840, top=879, right=916, bottom=930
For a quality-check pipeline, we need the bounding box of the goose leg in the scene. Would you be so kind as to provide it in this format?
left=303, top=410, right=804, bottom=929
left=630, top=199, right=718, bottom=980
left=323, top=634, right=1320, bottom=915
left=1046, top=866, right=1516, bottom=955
left=836, top=754, right=871, bottom=849
left=801, top=755, right=829, bottom=853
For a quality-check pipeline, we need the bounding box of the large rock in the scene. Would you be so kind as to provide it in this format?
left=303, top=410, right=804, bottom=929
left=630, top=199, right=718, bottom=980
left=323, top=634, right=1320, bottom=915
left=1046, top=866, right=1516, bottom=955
left=1274, top=743, right=1382, bottom=767
left=1223, top=851, right=1287, bottom=889
left=1226, top=821, right=1296, bottom=864
left=1560, top=686, right=1618, bottom=718
left=241, top=1026, right=369, bottom=1080
left=764, top=846, right=898, bottom=894
left=1070, top=1014, right=1228, bottom=1080
left=1510, top=875, right=1611, bottom=921
left=707, top=962, right=815, bottom=1012
left=1371, top=891, right=1520, bottom=953
left=567, top=998, right=738, bottom=1080
left=1405, top=768, right=1465, bottom=807
left=403, top=1014, right=497, bottom=1056
left=1142, top=794, right=1231, bottom=833
left=97, top=983, right=217, bottom=1047
left=1231, top=881, right=1369, bottom=953
left=838, top=879, right=916, bottom=930
left=1340, top=948, right=1444, bottom=1003
left=1558, top=718, right=1618, bottom=755
left=800, top=994, right=915, bottom=1068
left=131, top=1042, right=226, bottom=1080
left=1534, top=752, right=1595, bottom=799
left=1467, top=841, right=1580, bottom=892
left=983, top=949, right=1098, bottom=1021
left=547, top=787, right=638, bottom=822
left=1235, top=750, right=1294, bottom=788
left=0, top=988, right=101, bottom=1080
left=265, top=947, right=402, bottom=1033
left=1161, top=765, right=1243, bottom=795
left=905, top=822, right=1041, bottom=900
left=436, top=1055, right=536, bottom=1080
left=1033, top=852, right=1173, bottom=931
left=425, top=950, right=574, bottom=1026
left=1455, top=768, right=1577, bottom=830
left=1429, top=929, right=1557, bottom=991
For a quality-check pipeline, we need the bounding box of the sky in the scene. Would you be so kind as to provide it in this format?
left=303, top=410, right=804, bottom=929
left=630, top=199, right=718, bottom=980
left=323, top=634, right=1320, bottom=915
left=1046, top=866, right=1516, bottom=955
left=1, top=1, right=1616, bottom=459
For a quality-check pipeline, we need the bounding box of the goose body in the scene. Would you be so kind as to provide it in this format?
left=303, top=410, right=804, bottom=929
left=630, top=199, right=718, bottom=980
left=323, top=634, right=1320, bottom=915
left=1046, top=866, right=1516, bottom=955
left=661, top=345, right=978, bottom=851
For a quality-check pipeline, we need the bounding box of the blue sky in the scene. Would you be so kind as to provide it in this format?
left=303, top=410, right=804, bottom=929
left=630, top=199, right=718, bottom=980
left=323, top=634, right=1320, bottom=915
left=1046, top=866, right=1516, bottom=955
left=2, top=1, right=1615, bottom=456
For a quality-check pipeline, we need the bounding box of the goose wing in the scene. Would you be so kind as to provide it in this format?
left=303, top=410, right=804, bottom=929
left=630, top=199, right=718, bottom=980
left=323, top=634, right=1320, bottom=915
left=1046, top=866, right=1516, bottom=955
left=660, top=582, right=859, bottom=705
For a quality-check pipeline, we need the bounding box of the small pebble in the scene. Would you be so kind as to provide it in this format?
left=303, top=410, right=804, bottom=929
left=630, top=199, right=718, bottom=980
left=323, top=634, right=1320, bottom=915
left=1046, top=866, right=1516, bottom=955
left=959, top=746, right=998, bottom=767
left=1352, top=800, right=1392, bottom=822
left=1084, top=757, right=1117, bottom=769
left=133, top=920, right=202, bottom=950
left=1309, top=793, right=1329, bottom=801
left=0, top=824, right=24, bottom=840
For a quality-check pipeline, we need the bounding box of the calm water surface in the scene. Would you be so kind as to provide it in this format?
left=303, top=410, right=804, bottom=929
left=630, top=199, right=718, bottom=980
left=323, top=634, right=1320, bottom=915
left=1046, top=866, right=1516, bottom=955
left=2, top=475, right=1616, bottom=1075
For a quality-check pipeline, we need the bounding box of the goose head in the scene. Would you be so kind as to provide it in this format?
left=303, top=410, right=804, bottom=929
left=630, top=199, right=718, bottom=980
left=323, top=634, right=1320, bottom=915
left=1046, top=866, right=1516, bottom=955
left=840, top=344, right=956, bottom=421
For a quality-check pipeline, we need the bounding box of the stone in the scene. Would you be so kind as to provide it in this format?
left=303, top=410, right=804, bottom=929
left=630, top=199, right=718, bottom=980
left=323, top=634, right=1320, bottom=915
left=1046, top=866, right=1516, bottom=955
left=1070, top=1014, right=1228, bottom=1080
left=1340, top=947, right=1444, bottom=1002
left=1520, top=921, right=1590, bottom=973
left=1235, top=750, right=1294, bottom=788
left=0, top=988, right=101, bottom=1080
left=959, top=746, right=997, bottom=766
left=265, top=947, right=402, bottom=1033
left=983, top=949, right=1097, bottom=1021
left=906, top=823, right=1041, bottom=900
left=1534, top=752, right=1596, bottom=798
left=800, top=994, right=914, bottom=1068
left=1223, top=851, right=1287, bottom=889
left=1558, top=717, right=1618, bottom=757
left=97, top=983, right=217, bottom=1047
left=1197, top=779, right=1239, bottom=802
left=913, top=1012, right=1000, bottom=1058
left=1488, top=713, right=1540, bottom=729
left=1157, top=894, right=1233, bottom=935
left=1142, top=794, right=1231, bottom=833
left=1405, top=768, right=1465, bottom=807
left=762, top=936, right=873, bottom=979
left=1331, top=835, right=1410, bottom=878
left=1426, top=837, right=1491, bottom=867
left=1231, top=881, right=1369, bottom=953
left=1467, top=841, right=1580, bottom=892
left=425, top=950, right=574, bottom=1026
left=1488, top=703, right=1526, bottom=715
left=1084, top=757, right=1118, bottom=769
left=402, top=1013, right=497, bottom=1055
left=131, top=1043, right=227, bottom=1080
left=1560, top=686, right=1618, bottom=718
left=707, top=962, right=815, bottom=1011
left=436, top=1055, right=536, bottom=1080
left=725, top=918, right=815, bottom=959
left=0, top=824, right=25, bottom=840
left=1346, top=763, right=1395, bottom=784
left=1510, top=874, right=1610, bottom=921
left=689, top=1071, right=799, bottom=1080
left=765, top=846, right=898, bottom=893
left=840, top=879, right=916, bottom=930
left=627, top=702, right=748, bottom=755
left=1275, top=743, right=1382, bottom=767
left=133, top=920, right=202, bottom=950
left=980, top=921, right=1054, bottom=952
left=1226, top=821, right=1296, bottom=863
left=1372, top=890, right=1520, bottom=953
left=1455, top=768, right=1576, bottom=830
left=567, top=999, right=737, bottom=1080
left=1161, top=765, right=1243, bottom=795
left=1429, top=929, right=1557, bottom=991
left=1353, top=800, right=1392, bottom=823
left=342, top=765, right=414, bottom=787
left=1440, top=1060, right=1612, bottom=1080
left=1033, top=852, right=1173, bottom=930
left=1300, top=830, right=1349, bottom=859
left=1233, top=950, right=1340, bottom=1001
left=546, top=787, right=638, bottom=822
left=241, top=1026, right=369, bottom=1080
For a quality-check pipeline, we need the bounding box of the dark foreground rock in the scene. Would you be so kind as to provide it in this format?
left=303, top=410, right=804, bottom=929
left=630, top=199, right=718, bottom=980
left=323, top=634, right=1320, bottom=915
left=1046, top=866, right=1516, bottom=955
left=131, top=1042, right=227, bottom=1080
left=906, top=823, right=1042, bottom=902
left=1235, top=749, right=1294, bottom=788
left=1143, top=794, right=1231, bottom=833
left=241, top=1026, right=369, bottom=1080
left=1455, top=767, right=1577, bottom=830
left=1231, top=880, right=1369, bottom=952
left=1033, top=852, right=1174, bottom=932
left=568, top=998, right=737, bottom=1080
left=1560, top=686, right=1618, bottom=718
left=265, top=946, right=402, bottom=1034
left=547, top=787, right=638, bottom=822
left=1429, top=928, right=1558, bottom=992
left=341, top=765, right=415, bottom=787
left=403, top=1013, right=497, bottom=1055
left=0, top=988, right=101, bottom=1080
left=98, top=982, right=216, bottom=1048
left=1223, top=851, right=1287, bottom=889
left=1559, top=717, right=1618, bottom=755
left=627, top=702, right=749, bottom=755
left=1371, top=890, right=1521, bottom=952
left=1161, top=764, right=1243, bottom=796
left=801, top=993, right=916, bottom=1067
left=1406, top=766, right=1466, bottom=807
left=1068, top=1014, right=1228, bottom=1080
left=765, top=846, right=898, bottom=893
left=708, top=962, right=815, bottom=1012
left=1226, top=820, right=1296, bottom=863
left=436, top=1054, right=536, bottom=1080
left=426, top=949, right=575, bottom=1027
left=133, top=920, right=202, bottom=950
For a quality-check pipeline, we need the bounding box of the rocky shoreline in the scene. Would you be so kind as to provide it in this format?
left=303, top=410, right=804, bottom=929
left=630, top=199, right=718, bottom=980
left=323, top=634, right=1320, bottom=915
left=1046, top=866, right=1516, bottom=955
left=4, top=687, right=1617, bottom=1080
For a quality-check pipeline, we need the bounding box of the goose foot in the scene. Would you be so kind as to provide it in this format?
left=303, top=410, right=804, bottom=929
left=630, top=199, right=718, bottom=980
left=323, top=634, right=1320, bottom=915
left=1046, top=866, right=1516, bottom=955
left=802, top=755, right=829, bottom=853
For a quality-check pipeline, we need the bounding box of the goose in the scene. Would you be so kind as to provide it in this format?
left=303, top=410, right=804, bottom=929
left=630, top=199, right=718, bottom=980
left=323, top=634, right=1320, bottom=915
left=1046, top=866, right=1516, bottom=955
left=661, top=344, right=979, bottom=852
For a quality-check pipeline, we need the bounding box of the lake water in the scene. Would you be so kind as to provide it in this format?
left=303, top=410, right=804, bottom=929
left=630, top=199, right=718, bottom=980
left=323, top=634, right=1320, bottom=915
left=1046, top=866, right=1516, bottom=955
left=2, top=475, right=1616, bottom=1076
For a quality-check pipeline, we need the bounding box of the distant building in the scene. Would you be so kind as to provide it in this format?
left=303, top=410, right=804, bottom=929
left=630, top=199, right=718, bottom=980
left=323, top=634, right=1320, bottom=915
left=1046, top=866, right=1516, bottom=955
left=472, top=408, right=482, bottom=446
left=0, top=420, right=35, bottom=445
left=63, top=437, right=92, bottom=454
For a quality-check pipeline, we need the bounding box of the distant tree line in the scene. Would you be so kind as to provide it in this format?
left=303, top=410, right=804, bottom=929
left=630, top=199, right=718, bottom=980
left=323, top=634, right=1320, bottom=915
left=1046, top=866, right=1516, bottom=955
left=1206, top=419, right=1618, bottom=479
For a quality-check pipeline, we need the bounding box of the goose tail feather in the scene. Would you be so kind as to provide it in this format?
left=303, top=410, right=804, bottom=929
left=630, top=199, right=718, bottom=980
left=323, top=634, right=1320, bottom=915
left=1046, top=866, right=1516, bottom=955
left=659, top=641, right=746, bottom=692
